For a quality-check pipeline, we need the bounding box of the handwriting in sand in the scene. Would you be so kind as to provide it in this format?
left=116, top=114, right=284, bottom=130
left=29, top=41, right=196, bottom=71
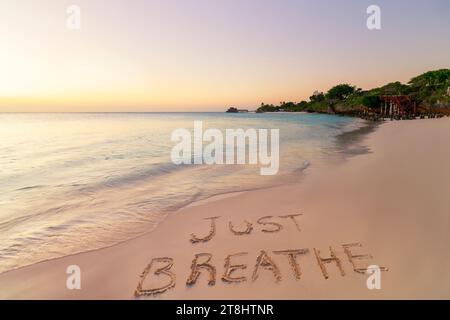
left=135, top=214, right=388, bottom=296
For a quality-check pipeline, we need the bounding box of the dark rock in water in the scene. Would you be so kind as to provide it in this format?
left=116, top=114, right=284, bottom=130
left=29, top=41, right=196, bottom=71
left=226, top=107, right=249, bottom=113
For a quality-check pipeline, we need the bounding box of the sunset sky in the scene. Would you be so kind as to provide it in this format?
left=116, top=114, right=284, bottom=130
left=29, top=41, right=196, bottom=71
left=1, top=0, right=449, bottom=112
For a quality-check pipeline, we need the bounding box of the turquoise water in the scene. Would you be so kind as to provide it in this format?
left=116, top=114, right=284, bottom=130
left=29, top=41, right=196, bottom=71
left=0, top=112, right=365, bottom=272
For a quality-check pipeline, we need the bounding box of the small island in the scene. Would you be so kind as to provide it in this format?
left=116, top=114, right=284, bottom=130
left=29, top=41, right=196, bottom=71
left=226, top=107, right=249, bottom=113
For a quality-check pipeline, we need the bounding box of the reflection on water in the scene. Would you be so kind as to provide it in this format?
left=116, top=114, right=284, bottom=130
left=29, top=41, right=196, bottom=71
left=0, top=112, right=366, bottom=272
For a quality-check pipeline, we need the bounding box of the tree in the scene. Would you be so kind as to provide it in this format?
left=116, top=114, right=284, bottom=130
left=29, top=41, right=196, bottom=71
left=380, top=81, right=410, bottom=95
left=361, top=95, right=381, bottom=109
left=309, top=92, right=325, bottom=102
left=296, top=100, right=308, bottom=108
left=326, top=84, right=356, bottom=101
left=409, top=69, right=450, bottom=90
left=408, top=69, right=450, bottom=105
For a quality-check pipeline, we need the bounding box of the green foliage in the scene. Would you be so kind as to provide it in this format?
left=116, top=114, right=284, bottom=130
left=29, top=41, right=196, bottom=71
left=326, top=84, right=356, bottom=101
left=309, top=92, right=325, bottom=102
left=295, top=100, right=309, bottom=110
left=257, top=103, right=278, bottom=113
left=279, top=101, right=297, bottom=110
left=379, top=81, right=410, bottom=95
left=408, top=69, right=450, bottom=105
left=255, top=69, right=450, bottom=114
left=307, top=101, right=329, bottom=112
left=360, top=95, right=381, bottom=109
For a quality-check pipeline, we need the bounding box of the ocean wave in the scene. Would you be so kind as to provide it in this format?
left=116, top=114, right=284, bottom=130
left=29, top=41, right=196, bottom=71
left=0, top=112, right=364, bottom=273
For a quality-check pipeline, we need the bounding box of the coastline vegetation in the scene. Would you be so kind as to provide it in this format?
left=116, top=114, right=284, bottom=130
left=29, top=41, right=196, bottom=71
left=253, top=69, right=450, bottom=117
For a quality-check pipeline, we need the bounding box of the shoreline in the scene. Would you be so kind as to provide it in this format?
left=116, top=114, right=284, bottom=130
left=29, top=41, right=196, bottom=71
left=1, top=117, right=450, bottom=299
left=0, top=115, right=371, bottom=276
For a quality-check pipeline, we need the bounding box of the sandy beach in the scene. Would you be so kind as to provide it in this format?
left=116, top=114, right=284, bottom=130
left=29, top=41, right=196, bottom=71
left=1, top=117, right=449, bottom=300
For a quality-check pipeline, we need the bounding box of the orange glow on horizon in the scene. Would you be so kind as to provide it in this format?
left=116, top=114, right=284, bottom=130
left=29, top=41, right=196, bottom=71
left=1, top=0, right=449, bottom=112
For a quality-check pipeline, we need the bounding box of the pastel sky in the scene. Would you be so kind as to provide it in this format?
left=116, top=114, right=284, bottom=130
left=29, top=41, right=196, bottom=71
left=1, top=0, right=449, bottom=112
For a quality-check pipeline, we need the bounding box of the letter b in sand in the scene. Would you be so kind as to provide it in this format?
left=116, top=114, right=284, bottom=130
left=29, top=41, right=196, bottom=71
left=66, top=265, right=81, bottom=290
left=366, top=265, right=381, bottom=290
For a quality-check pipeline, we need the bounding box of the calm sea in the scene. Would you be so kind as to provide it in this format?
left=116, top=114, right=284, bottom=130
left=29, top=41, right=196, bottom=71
left=0, top=112, right=368, bottom=272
